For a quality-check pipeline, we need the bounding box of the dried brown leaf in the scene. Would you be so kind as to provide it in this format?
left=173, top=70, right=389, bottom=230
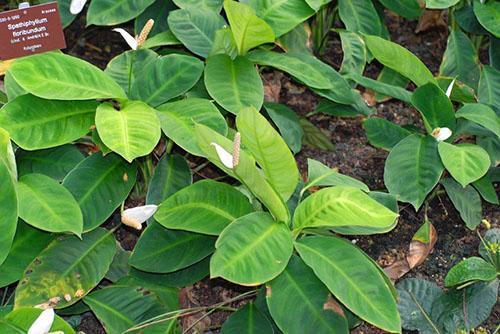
left=415, top=10, right=447, bottom=33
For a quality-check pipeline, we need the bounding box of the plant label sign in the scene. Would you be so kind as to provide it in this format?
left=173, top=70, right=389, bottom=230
left=0, top=2, right=66, bottom=60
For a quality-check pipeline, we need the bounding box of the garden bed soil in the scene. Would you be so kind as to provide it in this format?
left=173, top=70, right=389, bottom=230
left=1, top=6, right=498, bottom=334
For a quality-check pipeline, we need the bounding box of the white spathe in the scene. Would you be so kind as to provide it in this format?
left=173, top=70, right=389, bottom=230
left=28, top=308, right=54, bottom=334
left=445, top=79, right=456, bottom=98
left=211, top=143, right=234, bottom=169
left=70, top=0, right=87, bottom=15
left=112, top=28, right=138, bottom=50
left=122, top=205, right=158, bottom=230
left=432, top=127, right=452, bottom=142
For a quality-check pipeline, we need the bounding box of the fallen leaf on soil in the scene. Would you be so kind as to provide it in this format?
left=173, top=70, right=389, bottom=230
left=262, top=72, right=282, bottom=103
left=362, top=90, right=377, bottom=107
left=415, top=10, right=447, bottom=33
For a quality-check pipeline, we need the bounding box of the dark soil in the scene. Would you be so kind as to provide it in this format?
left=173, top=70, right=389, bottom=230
left=1, top=4, right=498, bottom=334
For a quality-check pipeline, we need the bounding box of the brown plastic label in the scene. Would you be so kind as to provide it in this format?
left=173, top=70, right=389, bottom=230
left=0, top=2, right=66, bottom=60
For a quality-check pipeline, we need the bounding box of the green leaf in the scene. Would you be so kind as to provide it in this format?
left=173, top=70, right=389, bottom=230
left=299, top=118, right=334, bottom=151
left=445, top=257, right=497, bottom=287
left=363, top=118, right=412, bottom=150
left=0, top=222, right=53, bottom=288
left=105, top=49, right=158, bottom=93
left=14, top=228, right=116, bottom=309
left=431, top=280, right=499, bottom=333
left=441, top=178, right=482, bottom=229
left=411, top=83, right=456, bottom=134
left=440, top=29, right=480, bottom=89
left=339, top=31, right=367, bottom=79
left=205, top=54, right=264, bottom=114
left=293, top=186, right=398, bottom=234
left=96, top=100, right=161, bottom=162
left=385, top=135, right=443, bottom=210
left=157, top=98, right=227, bottom=155
left=0, top=95, right=97, bottom=150
left=84, top=285, right=174, bottom=333
left=472, top=173, right=498, bottom=205
left=244, top=0, right=314, bottom=37
left=478, top=65, right=500, bottom=112
left=16, top=145, right=84, bottom=181
left=106, top=245, right=131, bottom=283
left=364, top=35, right=437, bottom=87
left=173, top=0, right=223, bottom=12
left=264, top=102, right=303, bottom=154
left=0, top=308, right=75, bottom=333
left=277, top=23, right=312, bottom=54
left=0, top=129, right=17, bottom=266
left=87, top=0, right=156, bottom=26
left=224, top=0, right=275, bottom=55
left=146, top=154, right=192, bottom=206
left=142, top=30, right=181, bottom=49
left=9, top=53, right=126, bottom=100
left=135, top=0, right=175, bottom=38
left=338, top=0, right=383, bottom=36
left=211, top=212, right=293, bottom=286
left=295, top=236, right=401, bottom=333
left=118, top=275, right=179, bottom=310
left=168, top=8, right=227, bottom=58
left=304, top=158, right=369, bottom=192
left=62, top=153, right=137, bottom=232
left=4, top=71, right=26, bottom=101
left=425, top=0, right=459, bottom=9
left=210, top=27, right=239, bottom=58
left=221, top=302, right=274, bottom=334
left=456, top=103, right=500, bottom=137
left=374, top=67, right=411, bottom=102
left=347, top=72, right=412, bottom=103
left=266, top=255, right=349, bottom=334
left=377, top=0, right=422, bottom=19
left=130, top=54, right=204, bottom=107
left=305, top=0, right=332, bottom=10
left=17, top=174, right=83, bottom=235
left=129, top=222, right=216, bottom=273
left=396, top=278, right=443, bottom=333
left=194, top=124, right=289, bottom=222
left=479, top=228, right=499, bottom=269
left=438, top=142, right=490, bottom=187
left=236, top=106, right=299, bottom=201
left=455, top=4, right=488, bottom=34
left=474, top=0, right=500, bottom=38
left=155, top=179, right=253, bottom=235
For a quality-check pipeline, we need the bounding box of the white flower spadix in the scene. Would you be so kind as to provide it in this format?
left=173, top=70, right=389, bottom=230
left=28, top=308, right=54, bottom=334
left=121, top=205, right=158, bottom=230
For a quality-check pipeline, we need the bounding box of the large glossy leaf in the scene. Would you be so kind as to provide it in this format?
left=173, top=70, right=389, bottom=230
left=211, top=212, right=293, bottom=286
left=62, top=153, right=137, bottom=232
left=87, top=0, right=155, bottom=26
left=224, top=0, right=275, bottom=55
left=438, top=142, right=490, bottom=187
left=385, top=135, right=444, bottom=210
left=0, top=95, right=97, bottom=150
left=425, top=0, right=459, bottom=9
left=338, top=0, right=383, bottom=36
left=293, top=186, right=398, bottom=235
left=244, top=0, right=314, bottom=37
left=339, top=31, right=367, bottom=79
left=473, top=173, right=498, bottom=204
left=8, top=53, right=126, bottom=100
left=16, top=145, right=84, bottom=181
left=195, top=124, right=290, bottom=222
left=363, top=118, right=412, bottom=150
left=17, top=174, right=83, bottom=235
left=236, top=106, right=299, bottom=201
left=441, top=178, right=482, bottom=229
left=478, top=65, right=500, bottom=112
left=96, top=100, right=161, bottom=162
left=440, top=29, right=480, bottom=89
left=264, top=103, right=303, bottom=154
left=173, top=0, right=223, bottom=12
left=456, top=103, right=500, bottom=137
left=84, top=284, right=174, bottom=333
left=0, top=308, right=75, bottom=333
left=295, top=236, right=400, bottom=333
left=0, top=222, right=53, bottom=288
left=445, top=257, right=496, bottom=287
left=378, top=0, right=422, bottom=19
left=129, top=222, right=216, bottom=273
left=304, top=158, right=369, bottom=192
left=14, top=228, right=116, bottom=309
left=156, top=98, right=227, bottom=155
left=364, top=35, right=437, bottom=87
left=168, top=8, right=226, bottom=58
left=267, top=255, right=349, bottom=334
left=411, top=83, right=456, bottom=133
left=130, top=54, right=204, bottom=107
left=155, top=179, right=253, bottom=235
left=347, top=72, right=412, bottom=103
left=205, top=54, right=264, bottom=114
left=0, top=129, right=17, bottom=266
left=474, top=0, right=500, bottom=38
left=396, top=278, right=443, bottom=333
left=221, top=302, right=274, bottom=334
left=247, top=50, right=336, bottom=90
left=4, top=71, right=26, bottom=101
left=105, top=49, right=158, bottom=94
left=146, top=154, right=192, bottom=206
